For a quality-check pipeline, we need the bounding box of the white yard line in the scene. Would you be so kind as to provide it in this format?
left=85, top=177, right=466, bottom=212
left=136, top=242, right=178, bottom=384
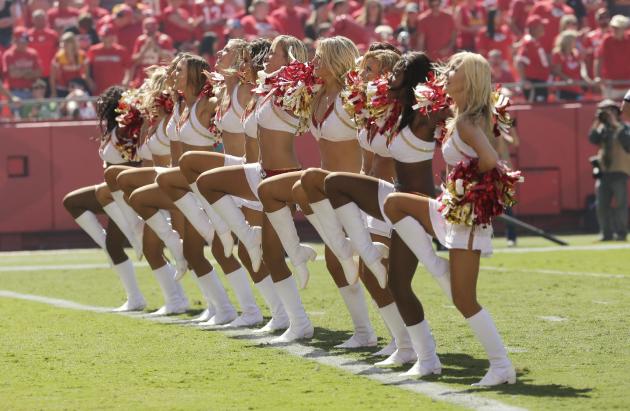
left=0, top=289, right=526, bottom=411
left=481, top=266, right=627, bottom=279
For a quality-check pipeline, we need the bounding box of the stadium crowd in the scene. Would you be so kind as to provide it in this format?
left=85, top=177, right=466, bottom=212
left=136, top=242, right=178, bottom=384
left=0, top=0, right=629, bottom=120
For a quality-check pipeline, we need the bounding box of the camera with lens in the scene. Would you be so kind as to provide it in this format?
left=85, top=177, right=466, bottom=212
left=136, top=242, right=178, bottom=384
left=597, top=109, right=611, bottom=125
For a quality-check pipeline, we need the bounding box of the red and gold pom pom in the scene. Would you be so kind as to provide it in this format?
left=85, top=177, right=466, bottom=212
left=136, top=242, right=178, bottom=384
left=114, top=89, right=143, bottom=161
left=154, top=91, right=174, bottom=114
left=412, top=72, right=453, bottom=116
left=258, top=60, right=322, bottom=133
left=341, top=70, right=369, bottom=128
left=365, top=76, right=401, bottom=143
left=437, top=158, right=523, bottom=226
left=492, top=86, right=513, bottom=137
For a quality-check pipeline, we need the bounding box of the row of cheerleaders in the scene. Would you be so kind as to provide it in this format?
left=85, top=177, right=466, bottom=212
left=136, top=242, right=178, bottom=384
left=63, top=35, right=521, bottom=387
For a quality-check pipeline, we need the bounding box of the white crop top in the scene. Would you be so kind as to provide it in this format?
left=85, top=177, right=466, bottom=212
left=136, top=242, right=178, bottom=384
left=243, top=98, right=258, bottom=139
left=387, top=126, right=435, bottom=163
left=256, top=93, right=300, bottom=134
left=165, top=101, right=181, bottom=142
left=357, top=128, right=391, bottom=158
left=216, top=86, right=245, bottom=134
left=178, top=99, right=220, bottom=147
left=442, top=127, right=477, bottom=165
left=138, top=142, right=153, bottom=161
left=309, top=95, right=357, bottom=142
left=146, top=117, right=170, bottom=156
left=99, top=129, right=126, bottom=165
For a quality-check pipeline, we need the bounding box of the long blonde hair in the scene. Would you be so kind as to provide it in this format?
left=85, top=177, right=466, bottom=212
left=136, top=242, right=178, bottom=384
left=272, top=35, right=308, bottom=64
left=438, top=52, right=494, bottom=141
left=139, top=65, right=168, bottom=118
left=316, top=36, right=360, bottom=88
left=359, top=49, right=401, bottom=75
left=553, top=30, right=578, bottom=54
left=221, top=38, right=248, bottom=76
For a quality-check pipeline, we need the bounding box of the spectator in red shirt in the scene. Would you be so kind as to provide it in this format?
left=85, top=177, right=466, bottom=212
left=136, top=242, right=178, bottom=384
left=50, top=32, right=89, bottom=97
left=551, top=30, right=590, bottom=101
left=193, top=0, right=239, bottom=39
left=583, top=8, right=610, bottom=78
left=22, top=0, right=50, bottom=29
left=509, top=0, right=535, bottom=37
left=329, top=0, right=370, bottom=50
left=240, top=0, right=280, bottom=39
left=27, top=9, right=58, bottom=81
left=47, top=0, right=80, bottom=33
left=1, top=27, right=42, bottom=99
left=595, top=15, right=630, bottom=100
left=382, top=0, right=404, bottom=29
left=87, top=24, right=131, bottom=95
left=515, top=15, right=551, bottom=102
left=270, top=0, right=310, bottom=40
left=111, top=6, right=143, bottom=61
left=529, top=0, right=575, bottom=53
left=454, top=0, right=486, bottom=51
left=130, top=17, right=175, bottom=87
left=305, top=0, right=331, bottom=40
left=488, top=49, right=515, bottom=84
left=80, top=0, right=109, bottom=22
left=476, top=8, right=513, bottom=62
left=161, top=0, right=196, bottom=47
left=415, top=0, right=456, bottom=61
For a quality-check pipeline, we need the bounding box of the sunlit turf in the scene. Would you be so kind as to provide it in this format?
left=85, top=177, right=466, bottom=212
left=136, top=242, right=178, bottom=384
left=0, top=234, right=629, bottom=410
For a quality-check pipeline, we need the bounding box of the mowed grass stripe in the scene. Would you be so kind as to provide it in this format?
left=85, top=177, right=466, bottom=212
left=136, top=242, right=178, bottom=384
left=0, top=290, right=525, bottom=411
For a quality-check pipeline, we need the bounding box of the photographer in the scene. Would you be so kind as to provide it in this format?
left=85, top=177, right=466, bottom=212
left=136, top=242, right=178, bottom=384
left=589, top=99, right=630, bottom=241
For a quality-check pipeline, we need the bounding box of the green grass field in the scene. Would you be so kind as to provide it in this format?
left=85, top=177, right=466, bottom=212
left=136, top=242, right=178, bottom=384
left=1, top=234, right=629, bottom=410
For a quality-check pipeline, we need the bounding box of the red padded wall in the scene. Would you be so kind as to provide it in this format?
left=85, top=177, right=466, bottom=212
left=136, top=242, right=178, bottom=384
left=0, top=123, right=54, bottom=232
left=49, top=121, right=104, bottom=230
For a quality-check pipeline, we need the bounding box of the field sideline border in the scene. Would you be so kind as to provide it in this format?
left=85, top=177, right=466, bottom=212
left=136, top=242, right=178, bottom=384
left=0, top=289, right=526, bottom=411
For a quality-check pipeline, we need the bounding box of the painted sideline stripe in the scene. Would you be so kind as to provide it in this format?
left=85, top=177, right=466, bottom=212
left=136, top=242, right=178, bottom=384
left=0, top=289, right=526, bottom=411
left=482, top=266, right=627, bottom=279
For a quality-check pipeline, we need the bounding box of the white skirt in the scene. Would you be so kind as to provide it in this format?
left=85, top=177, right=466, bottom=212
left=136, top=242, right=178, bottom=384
left=224, top=155, right=263, bottom=211
left=366, top=179, right=395, bottom=238
left=428, top=198, right=493, bottom=257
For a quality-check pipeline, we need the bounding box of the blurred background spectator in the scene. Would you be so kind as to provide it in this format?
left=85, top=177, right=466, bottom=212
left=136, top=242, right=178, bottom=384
left=130, top=16, right=174, bottom=87
left=551, top=29, right=590, bottom=101
left=87, top=23, right=130, bottom=94
left=47, top=0, right=80, bottom=33
left=595, top=14, right=630, bottom=99
left=50, top=31, right=89, bottom=97
left=0, top=0, right=16, bottom=50
left=416, top=0, right=456, bottom=60
left=515, top=15, right=550, bottom=102
left=2, top=26, right=42, bottom=99
left=19, top=78, right=59, bottom=119
left=27, top=9, right=58, bottom=89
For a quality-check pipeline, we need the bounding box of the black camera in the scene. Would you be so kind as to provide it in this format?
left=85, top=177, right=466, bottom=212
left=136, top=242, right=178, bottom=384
left=597, top=109, right=610, bottom=125
left=589, top=155, right=602, bottom=179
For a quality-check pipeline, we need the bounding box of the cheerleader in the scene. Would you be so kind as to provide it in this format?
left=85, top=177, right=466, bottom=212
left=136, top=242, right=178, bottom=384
left=62, top=86, right=145, bottom=312
left=196, top=35, right=313, bottom=343
left=169, top=39, right=289, bottom=331
left=277, top=36, right=382, bottom=349
left=128, top=54, right=249, bottom=326
left=323, top=53, right=453, bottom=373
left=383, top=52, right=516, bottom=386
left=156, top=40, right=271, bottom=328
left=105, top=65, right=191, bottom=316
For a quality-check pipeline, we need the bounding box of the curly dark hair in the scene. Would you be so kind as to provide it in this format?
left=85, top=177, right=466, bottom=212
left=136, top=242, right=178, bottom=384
left=96, top=85, right=125, bottom=137
left=249, top=38, right=271, bottom=73
left=391, top=52, right=433, bottom=132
